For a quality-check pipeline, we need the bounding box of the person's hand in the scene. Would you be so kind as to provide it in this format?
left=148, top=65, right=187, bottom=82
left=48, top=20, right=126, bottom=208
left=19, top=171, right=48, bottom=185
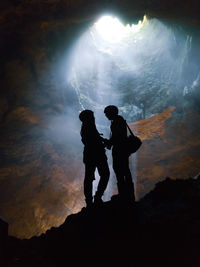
left=102, top=138, right=112, bottom=149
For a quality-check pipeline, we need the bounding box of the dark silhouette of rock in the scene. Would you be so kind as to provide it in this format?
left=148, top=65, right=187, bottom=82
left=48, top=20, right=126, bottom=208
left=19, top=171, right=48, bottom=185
left=5, top=176, right=200, bottom=267
left=0, top=216, right=8, bottom=264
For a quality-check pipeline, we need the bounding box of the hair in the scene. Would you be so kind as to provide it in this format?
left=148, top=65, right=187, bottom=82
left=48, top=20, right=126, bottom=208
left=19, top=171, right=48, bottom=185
left=79, top=110, right=94, bottom=122
left=104, top=105, right=118, bottom=115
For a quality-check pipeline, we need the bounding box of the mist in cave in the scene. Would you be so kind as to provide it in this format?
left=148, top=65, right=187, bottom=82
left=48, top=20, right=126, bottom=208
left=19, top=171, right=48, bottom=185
left=2, top=13, right=200, bottom=238
left=67, top=15, right=199, bottom=121
left=57, top=15, right=200, bottom=200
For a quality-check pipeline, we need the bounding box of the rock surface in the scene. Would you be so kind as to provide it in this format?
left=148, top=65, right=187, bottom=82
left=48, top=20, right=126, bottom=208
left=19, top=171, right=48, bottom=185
left=0, top=216, right=8, bottom=263
left=131, top=106, right=200, bottom=199
left=0, top=0, right=200, bottom=239
left=4, top=176, right=200, bottom=267
left=1, top=104, right=200, bottom=239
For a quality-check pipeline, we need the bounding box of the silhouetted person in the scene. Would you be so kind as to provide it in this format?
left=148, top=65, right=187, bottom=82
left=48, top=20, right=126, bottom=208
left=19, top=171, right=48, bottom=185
left=104, top=105, right=135, bottom=202
left=79, top=110, right=110, bottom=207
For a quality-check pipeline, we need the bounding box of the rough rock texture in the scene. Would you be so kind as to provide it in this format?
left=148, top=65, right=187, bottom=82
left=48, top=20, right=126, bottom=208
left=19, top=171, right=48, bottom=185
left=0, top=110, right=83, bottom=238
left=1, top=104, right=200, bottom=239
left=131, top=106, right=200, bottom=199
left=0, top=216, right=8, bottom=263
left=0, top=0, right=200, bottom=239
left=4, top=176, right=200, bottom=267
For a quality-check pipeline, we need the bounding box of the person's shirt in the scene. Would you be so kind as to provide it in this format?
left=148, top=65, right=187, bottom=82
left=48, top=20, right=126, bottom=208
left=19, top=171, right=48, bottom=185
left=80, top=122, right=106, bottom=163
left=81, top=123, right=102, bottom=147
left=110, top=115, right=127, bottom=147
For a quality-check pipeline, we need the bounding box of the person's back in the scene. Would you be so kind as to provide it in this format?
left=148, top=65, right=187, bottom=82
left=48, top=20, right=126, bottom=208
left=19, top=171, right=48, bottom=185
left=110, top=114, right=127, bottom=150
left=81, top=122, right=106, bottom=164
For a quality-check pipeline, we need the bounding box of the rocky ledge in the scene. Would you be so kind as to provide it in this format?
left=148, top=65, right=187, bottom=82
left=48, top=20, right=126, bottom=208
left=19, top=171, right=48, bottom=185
left=3, top=175, right=200, bottom=267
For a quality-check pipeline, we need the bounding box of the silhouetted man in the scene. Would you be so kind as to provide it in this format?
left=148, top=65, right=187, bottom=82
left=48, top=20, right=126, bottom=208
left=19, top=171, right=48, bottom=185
left=79, top=110, right=110, bottom=207
left=104, top=105, right=135, bottom=202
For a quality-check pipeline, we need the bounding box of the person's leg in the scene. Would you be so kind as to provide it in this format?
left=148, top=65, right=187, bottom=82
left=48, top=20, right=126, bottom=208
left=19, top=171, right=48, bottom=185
left=113, top=152, right=126, bottom=197
left=124, top=157, right=135, bottom=201
left=94, top=158, right=110, bottom=203
left=84, top=163, right=96, bottom=207
left=113, top=152, right=135, bottom=201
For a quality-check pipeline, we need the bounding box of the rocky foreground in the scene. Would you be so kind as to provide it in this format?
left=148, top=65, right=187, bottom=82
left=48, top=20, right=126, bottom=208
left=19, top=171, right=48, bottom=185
left=2, top=175, right=200, bottom=267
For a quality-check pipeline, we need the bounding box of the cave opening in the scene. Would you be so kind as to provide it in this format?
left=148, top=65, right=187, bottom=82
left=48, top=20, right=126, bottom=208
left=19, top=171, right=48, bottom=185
left=67, top=14, right=199, bottom=126
left=2, top=9, right=200, bottom=239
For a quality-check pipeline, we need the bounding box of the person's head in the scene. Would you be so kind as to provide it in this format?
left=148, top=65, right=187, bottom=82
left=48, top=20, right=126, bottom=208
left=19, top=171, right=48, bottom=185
left=104, top=105, right=118, bottom=120
left=79, top=110, right=95, bottom=123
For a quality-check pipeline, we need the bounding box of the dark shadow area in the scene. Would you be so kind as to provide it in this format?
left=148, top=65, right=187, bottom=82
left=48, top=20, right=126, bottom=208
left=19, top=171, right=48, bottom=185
left=79, top=110, right=110, bottom=207
left=3, top=175, right=200, bottom=267
left=1, top=1, right=200, bottom=264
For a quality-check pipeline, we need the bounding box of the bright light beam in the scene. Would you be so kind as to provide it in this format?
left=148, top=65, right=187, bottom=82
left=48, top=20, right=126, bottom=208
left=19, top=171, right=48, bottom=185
left=94, top=15, right=144, bottom=43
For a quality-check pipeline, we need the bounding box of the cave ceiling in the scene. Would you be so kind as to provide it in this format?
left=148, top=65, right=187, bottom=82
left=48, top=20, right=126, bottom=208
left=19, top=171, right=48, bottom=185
left=0, top=0, right=200, bottom=238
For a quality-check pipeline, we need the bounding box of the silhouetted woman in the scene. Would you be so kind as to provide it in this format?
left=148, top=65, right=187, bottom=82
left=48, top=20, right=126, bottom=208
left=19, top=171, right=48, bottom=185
left=79, top=110, right=110, bottom=207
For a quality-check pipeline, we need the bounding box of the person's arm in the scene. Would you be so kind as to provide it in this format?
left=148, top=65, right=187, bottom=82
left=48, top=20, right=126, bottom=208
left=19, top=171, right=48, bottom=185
left=103, top=138, right=112, bottom=149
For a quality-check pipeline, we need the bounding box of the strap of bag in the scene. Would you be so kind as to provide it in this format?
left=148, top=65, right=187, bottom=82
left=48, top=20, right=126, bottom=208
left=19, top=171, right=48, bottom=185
left=125, top=121, right=135, bottom=137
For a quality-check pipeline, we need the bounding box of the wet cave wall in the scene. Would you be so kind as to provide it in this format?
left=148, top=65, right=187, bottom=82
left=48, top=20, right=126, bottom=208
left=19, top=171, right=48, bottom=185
left=0, top=3, right=88, bottom=238
left=0, top=0, right=200, bottom=238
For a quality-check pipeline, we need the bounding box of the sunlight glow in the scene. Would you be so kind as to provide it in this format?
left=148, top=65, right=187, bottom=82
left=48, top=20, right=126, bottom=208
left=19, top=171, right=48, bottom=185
left=94, top=15, right=145, bottom=43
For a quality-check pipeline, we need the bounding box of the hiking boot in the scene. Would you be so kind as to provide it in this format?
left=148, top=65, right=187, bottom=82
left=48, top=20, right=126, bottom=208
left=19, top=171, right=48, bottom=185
left=85, top=198, right=93, bottom=208
left=93, top=196, right=103, bottom=206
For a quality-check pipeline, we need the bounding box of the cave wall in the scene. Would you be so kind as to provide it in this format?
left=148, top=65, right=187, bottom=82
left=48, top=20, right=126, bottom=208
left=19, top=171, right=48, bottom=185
left=133, top=107, right=200, bottom=199
left=0, top=2, right=90, bottom=238
left=0, top=0, right=200, bottom=238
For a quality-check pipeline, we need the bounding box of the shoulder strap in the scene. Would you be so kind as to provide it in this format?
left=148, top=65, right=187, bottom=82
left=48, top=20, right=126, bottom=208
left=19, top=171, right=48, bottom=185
left=125, top=121, right=135, bottom=137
